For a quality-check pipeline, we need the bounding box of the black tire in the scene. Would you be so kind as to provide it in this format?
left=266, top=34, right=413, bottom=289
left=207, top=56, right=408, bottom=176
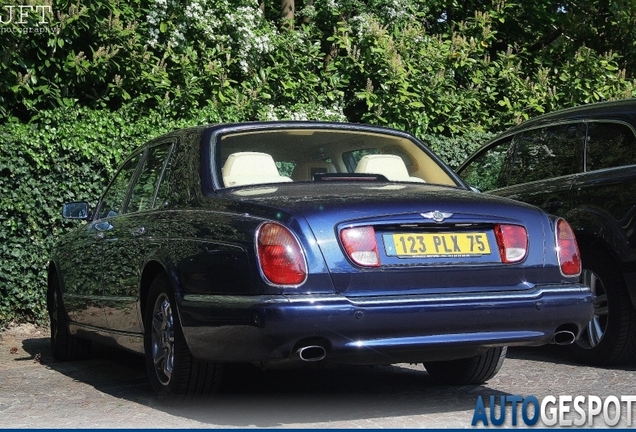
left=47, top=274, right=91, bottom=361
left=143, top=273, right=223, bottom=399
left=424, top=347, right=507, bottom=385
left=566, top=250, right=636, bottom=365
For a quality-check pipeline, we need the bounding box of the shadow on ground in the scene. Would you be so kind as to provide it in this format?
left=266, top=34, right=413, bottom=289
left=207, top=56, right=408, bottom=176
left=14, top=334, right=633, bottom=428
left=13, top=333, right=514, bottom=427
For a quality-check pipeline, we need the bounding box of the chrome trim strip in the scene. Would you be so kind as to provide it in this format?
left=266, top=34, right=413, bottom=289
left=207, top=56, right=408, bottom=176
left=345, top=285, right=589, bottom=305
left=182, top=284, right=590, bottom=307
left=64, top=294, right=137, bottom=302
left=182, top=294, right=289, bottom=304
left=69, top=322, right=143, bottom=338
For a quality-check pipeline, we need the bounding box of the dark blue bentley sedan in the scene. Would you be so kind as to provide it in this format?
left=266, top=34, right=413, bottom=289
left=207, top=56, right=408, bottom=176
left=48, top=121, right=593, bottom=398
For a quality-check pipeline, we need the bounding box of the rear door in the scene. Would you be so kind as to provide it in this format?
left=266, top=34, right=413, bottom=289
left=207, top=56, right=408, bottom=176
left=101, top=142, right=174, bottom=334
left=572, top=121, right=636, bottom=257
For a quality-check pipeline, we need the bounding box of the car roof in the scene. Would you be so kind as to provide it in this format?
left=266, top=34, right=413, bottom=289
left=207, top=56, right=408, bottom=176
left=146, top=120, right=419, bottom=146
left=501, top=98, right=636, bottom=136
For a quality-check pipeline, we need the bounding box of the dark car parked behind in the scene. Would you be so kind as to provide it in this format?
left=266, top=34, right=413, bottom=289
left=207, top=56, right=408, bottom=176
left=458, top=99, right=636, bottom=365
left=49, top=121, right=593, bottom=398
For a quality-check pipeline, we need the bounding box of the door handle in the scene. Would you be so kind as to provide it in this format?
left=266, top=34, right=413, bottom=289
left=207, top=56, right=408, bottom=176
left=95, top=221, right=113, bottom=232
left=132, top=227, right=147, bottom=237
left=93, top=221, right=113, bottom=240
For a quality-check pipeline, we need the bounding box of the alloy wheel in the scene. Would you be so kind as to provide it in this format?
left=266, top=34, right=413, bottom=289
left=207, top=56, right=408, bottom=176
left=578, top=268, right=609, bottom=349
left=150, top=294, right=175, bottom=385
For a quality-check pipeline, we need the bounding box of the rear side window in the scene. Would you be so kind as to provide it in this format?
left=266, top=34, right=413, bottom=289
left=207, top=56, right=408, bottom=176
left=128, top=143, right=173, bottom=213
left=586, top=122, right=636, bottom=171
left=507, top=123, right=585, bottom=186
left=97, top=154, right=142, bottom=219
left=460, top=137, right=513, bottom=192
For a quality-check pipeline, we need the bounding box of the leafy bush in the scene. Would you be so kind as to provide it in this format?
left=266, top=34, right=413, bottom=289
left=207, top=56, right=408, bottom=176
left=0, top=105, right=196, bottom=326
left=421, top=131, right=495, bottom=170
left=3, top=1, right=634, bottom=133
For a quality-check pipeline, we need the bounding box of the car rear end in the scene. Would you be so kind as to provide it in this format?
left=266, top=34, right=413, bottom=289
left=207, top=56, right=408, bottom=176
left=178, top=183, right=593, bottom=368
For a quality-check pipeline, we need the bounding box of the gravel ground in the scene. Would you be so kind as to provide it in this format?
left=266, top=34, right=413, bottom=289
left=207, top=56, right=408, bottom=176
left=1, top=323, right=635, bottom=428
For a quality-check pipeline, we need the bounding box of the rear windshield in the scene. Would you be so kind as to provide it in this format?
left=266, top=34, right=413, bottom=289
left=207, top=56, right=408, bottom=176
left=212, top=128, right=459, bottom=188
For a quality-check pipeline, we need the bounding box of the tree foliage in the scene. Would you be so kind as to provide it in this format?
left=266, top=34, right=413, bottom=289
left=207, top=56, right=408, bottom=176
left=1, top=0, right=634, bottom=129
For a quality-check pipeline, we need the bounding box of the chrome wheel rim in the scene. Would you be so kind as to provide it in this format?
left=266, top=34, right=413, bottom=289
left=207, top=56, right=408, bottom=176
left=151, top=294, right=175, bottom=385
left=578, top=268, right=609, bottom=349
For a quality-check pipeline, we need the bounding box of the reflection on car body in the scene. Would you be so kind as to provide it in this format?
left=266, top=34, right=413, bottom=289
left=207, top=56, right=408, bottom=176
left=48, top=121, right=594, bottom=397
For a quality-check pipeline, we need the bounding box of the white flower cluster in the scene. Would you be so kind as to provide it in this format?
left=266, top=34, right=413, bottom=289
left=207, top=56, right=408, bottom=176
left=348, top=0, right=412, bottom=38
left=350, top=13, right=374, bottom=39
left=146, top=0, right=275, bottom=73
left=225, top=5, right=274, bottom=72
left=146, top=0, right=167, bottom=46
left=261, top=104, right=347, bottom=122
left=184, top=1, right=225, bottom=43
left=380, top=0, right=410, bottom=21
left=324, top=0, right=339, bottom=11
left=298, top=4, right=317, bottom=20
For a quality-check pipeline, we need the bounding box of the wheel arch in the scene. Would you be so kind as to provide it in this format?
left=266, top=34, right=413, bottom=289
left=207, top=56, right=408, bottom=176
left=574, top=230, right=636, bottom=310
left=46, top=261, right=61, bottom=311
left=565, top=206, right=631, bottom=264
left=139, top=260, right=170, bottom=320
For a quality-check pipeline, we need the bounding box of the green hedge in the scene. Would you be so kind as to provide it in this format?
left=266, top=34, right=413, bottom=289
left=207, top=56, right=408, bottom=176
left=422, top=132, right=495, bottom=170
left=0, top=104, right=490, bottom=327
left=0, top=105, right=216, bottom=326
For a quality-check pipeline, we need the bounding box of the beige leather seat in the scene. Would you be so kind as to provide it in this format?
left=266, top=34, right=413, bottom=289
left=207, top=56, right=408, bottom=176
left=355, top=154, right=425, bottom=182
left=291, top=161, right=337, bottom=181
left=222, top=152, right=293, bottom=187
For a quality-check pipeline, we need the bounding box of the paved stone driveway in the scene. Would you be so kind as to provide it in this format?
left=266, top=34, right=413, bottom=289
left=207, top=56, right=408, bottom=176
left=1, top=324, right=634, bottom=428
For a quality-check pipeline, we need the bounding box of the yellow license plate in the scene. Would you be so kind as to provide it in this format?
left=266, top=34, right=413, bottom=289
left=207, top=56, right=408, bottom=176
left=385, top=232, right=491, bottom=257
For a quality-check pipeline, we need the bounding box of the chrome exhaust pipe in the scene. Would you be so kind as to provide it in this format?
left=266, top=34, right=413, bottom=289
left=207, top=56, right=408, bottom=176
left=552, top=330, right=576, bottom=345
left=296, top=345, right=327, bottom=362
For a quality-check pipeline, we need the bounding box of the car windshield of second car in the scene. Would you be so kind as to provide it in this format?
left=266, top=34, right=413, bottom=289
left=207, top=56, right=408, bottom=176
left=215, top=129, right=459, bottom=188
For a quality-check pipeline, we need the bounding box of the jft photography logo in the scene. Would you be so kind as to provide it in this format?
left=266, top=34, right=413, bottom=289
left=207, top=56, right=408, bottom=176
left=0, top=3, right=57, bottom=34
left=472, top=394, right=636, bottom=427
left=0, top=4, right=51, bottom=24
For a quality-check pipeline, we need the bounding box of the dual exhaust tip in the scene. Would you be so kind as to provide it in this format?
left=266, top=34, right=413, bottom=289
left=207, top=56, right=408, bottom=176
left=295, top=345, right=327, bottom=362
left=552, top=329, right=576, bottom=345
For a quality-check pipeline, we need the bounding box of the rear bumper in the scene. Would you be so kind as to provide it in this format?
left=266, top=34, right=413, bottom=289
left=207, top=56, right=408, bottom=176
left=178, top=284, right=593, bottom=364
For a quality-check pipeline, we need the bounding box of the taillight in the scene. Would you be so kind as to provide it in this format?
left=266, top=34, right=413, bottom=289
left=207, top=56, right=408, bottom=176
left=556, top=218, right=581, bottom=276
left=340, top=226, right=380, bottom=267
left=494, top=224, right=528, bottom=263
left=256, top=222, right=307, bottom=285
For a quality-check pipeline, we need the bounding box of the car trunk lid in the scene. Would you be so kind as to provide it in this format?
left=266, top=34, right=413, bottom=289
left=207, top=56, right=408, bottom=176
left=222, top=182, right=551, bottom=296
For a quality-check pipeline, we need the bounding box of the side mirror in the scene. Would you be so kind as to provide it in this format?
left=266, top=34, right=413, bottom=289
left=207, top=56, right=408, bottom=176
left=469, top=186, right=482, bottom=193
left=62, top=202, right=90, bottom=220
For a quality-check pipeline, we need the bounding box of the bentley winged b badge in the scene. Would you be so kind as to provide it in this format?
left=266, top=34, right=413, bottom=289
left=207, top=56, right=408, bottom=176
left=421, top=211, right=453, bottom=223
